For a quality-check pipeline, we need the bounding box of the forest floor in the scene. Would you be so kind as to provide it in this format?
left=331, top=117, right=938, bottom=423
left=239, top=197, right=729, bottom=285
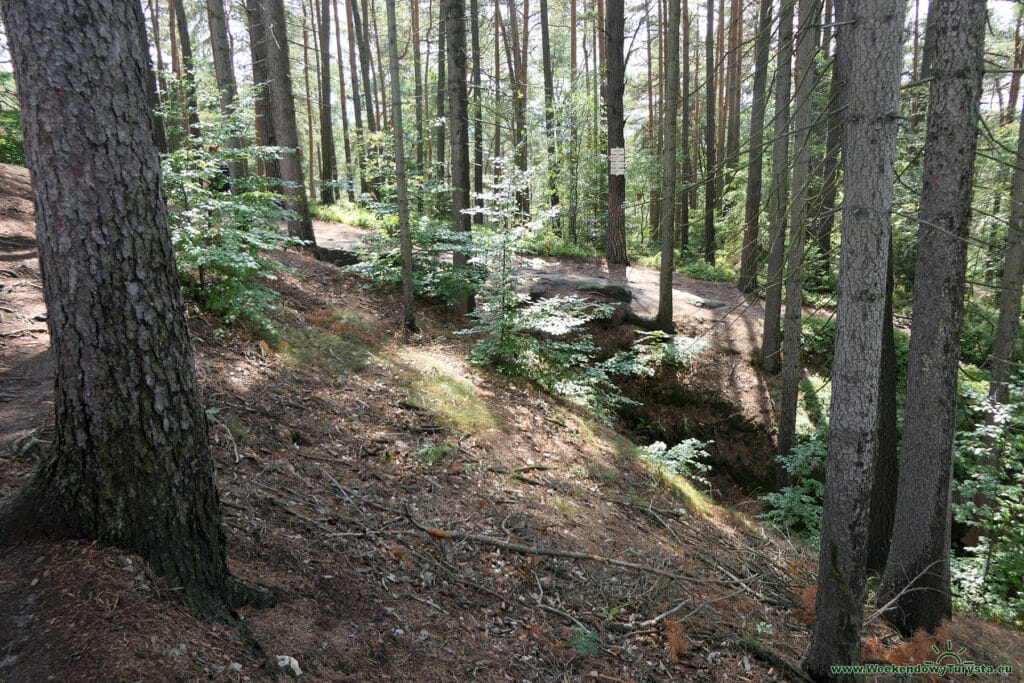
left=2, top=162, right=1023, bottom=681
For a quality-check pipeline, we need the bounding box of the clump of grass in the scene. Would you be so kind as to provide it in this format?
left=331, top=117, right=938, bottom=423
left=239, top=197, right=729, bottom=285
left=279, top=310, right=381, bottom=374
left=310, top=201, right=383, bottom=229
left=397, top=349, right=501, bottom=434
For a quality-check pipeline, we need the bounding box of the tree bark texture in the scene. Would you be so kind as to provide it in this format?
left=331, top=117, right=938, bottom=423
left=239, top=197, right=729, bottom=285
left=880, top=0, right=986, bottom=637
left=171, top=0, right=201, bottom=139
left=866, top=244, right=898, bottom=577
left=760, top=0, right=793, bottom=373
left=319, top=0, right=338, bottom=203
left=244, top=0, right=280, bottom=179
left=0, top=0, right=249, bottom=617
left=206, top=0, right=244, bottom=183
left=990, top=95, right=1024, bottom=404
left=737, top=0, right=772, bottom=293
left=804, top=1, right=905, bottom=676
left=260, top=0, right=317, bottom=244
left=776, top=0, right=821, bottom=466
left=656, top=0, right=681, bottom=333
left=384, top=0, right=415, bottom=331
left=605, top=0, right=628, bottom=265
left=447, top=0, right=475, bottom=314
left=703, top=0, right=717, bottom=264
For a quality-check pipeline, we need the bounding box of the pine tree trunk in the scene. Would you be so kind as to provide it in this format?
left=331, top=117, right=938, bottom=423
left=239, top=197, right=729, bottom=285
left=0, top=0, right=263, bottom=618
left=703, top=0, right=717, bottom=264
left=319, top=0, right=338, bottom=203
left=678, top=0, right=691, bottom=251
left=605, top=0, right=628, bottom=265
left=657, top=0, right=681, bottom=332
left=540, top=0, right=559, bottom=219
left=803, top=1, right=905, bottom=674
left=245, top=0, right=280, bottom=179
left=206, top=0, right=243, bottom=183
left=880, top=0, right=986, bottom=637
left=813, top=60, right=842, bottom=283
left=302, top=0, right=317, bottom=198
left=351, top=0, right=378, bottom=133
left=991, top=96, right=1024, bottom=404
left=412, top=0, right=425, bottom=169
left=436, top=9, right=447, bottom=175
left=737, top=0, right=772, bottom=293
left=140, top=7, right=168, bottom=154
left=867, top=243, right=898, bottom=576
left=1007, top=12, right=1023, bottom=124
left=723, top=0, right=741, bottom=171
left=345, top=0, right=366, bottom=193
left=370, top=0, right=388, bottom=129
left=759, top=0, right=793, bottom=374
left=776, top=0, right=821, bottom=466
left=172, top=0, right=201, bottom=140
left=384, top=0, right=415, bottom=331
left=447, top=0, right=474, bottom=314
left=333, top=0, right=355, bottom=201
left=470, top=0, right=484, bottom=224
left=260, top=0, right=317, bottom=244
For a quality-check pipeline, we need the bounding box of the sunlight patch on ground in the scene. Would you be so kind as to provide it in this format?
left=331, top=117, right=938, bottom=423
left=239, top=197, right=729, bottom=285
left=394, top=348, right=503, bottom=435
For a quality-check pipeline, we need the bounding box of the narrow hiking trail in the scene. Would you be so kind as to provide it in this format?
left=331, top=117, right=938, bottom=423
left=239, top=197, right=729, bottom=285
left=314, top=219, right=777, bottom=435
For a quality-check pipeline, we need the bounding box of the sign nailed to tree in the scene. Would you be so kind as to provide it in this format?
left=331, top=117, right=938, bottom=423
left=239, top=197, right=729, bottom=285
left=609, top=147, right=626, bottom=175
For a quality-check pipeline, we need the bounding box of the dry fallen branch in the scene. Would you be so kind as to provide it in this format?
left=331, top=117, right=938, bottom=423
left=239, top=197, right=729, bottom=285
left=407, top=507, right=727, bottom=585
left=738, top=636, right=813, bottom=682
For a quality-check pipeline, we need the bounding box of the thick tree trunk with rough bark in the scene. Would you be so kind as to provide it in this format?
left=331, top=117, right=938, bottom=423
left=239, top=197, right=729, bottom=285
left=605, top=0, right=628, bottom=265
left=656, top=0, right=681, bottom=333
left=260, top=0, right=317, bottom=244
left=447, top=0, right=474, bottom=314
left=804, top=1, right=905, bottom=675
left=760, top=0, right=793, bottom=373
left=880, top=0, right=986, bottom=638
left=737, top=0, right=772, bottom=293
left=0, top=0, right=261, bottom=618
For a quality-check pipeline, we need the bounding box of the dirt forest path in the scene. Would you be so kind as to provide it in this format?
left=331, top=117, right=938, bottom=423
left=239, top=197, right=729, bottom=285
left=315, top=219, right=778, bottom=431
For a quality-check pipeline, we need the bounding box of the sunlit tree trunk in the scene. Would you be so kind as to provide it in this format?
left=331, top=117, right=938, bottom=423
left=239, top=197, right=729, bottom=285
left=385, top=0, right=415, bottom=331
left=657, top=0, right=681, bottom=332
left=0, top=0, right=264, bottom=618
left=606, top=0, right=628, bottom=265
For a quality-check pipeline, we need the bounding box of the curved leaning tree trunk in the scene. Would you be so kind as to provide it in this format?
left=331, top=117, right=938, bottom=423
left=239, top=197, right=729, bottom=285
left=804, top=0, right=905, bottom=675
left=880, top=0, right=986, bottom=637
left=0, top=0, right=264, bottom=618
